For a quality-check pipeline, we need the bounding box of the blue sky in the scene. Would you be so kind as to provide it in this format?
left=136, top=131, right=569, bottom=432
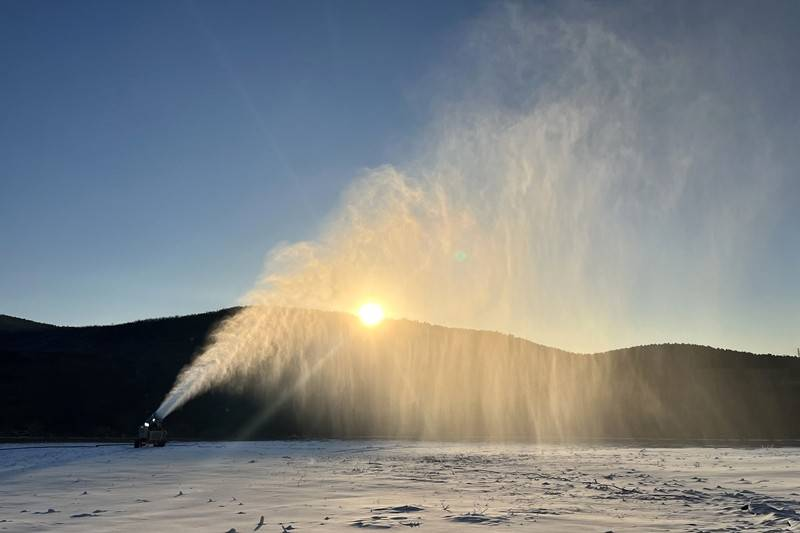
left=1, top=1, right=798, bottom=355
left=1, top=1, right=484, bottom=324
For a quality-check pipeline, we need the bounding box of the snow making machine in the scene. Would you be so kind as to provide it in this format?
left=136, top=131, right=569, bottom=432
left=134, top=414, right=167, bottom=448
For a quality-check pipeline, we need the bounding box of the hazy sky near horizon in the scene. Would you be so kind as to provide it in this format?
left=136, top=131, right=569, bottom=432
left=2, top=1, right=799, bottom=354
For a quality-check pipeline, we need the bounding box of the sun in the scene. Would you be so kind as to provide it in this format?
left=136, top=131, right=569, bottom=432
left=358, top=302, right=385, bottom=327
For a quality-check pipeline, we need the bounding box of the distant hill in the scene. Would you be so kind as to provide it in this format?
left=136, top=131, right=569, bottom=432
left=0, top=314, right=57, bottom=333
left=0, top=308, right=798, bottom=442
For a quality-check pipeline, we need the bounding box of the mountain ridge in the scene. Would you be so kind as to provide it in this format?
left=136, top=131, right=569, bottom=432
left=1, top=307, right=798, bottom=441
left=0, top=314, right=58, bottom=333
left=2, top=307, right=789, bottom=358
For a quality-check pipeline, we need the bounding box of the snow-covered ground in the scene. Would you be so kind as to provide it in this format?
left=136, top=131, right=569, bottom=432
left=0, top=441, right=798, bottom=532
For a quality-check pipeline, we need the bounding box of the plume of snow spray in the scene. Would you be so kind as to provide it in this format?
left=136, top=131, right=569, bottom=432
left=155, top=3, right=788, bottom=436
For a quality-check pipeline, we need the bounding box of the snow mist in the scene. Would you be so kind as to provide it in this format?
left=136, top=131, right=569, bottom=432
left=155, top=4, right=787, bottom=437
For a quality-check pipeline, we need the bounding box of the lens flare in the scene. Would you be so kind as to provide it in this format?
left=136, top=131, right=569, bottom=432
left=358, top=303, right=384, bottom=327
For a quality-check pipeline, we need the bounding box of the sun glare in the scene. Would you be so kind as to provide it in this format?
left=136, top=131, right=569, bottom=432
left=358, top=302, right=385, bottom=327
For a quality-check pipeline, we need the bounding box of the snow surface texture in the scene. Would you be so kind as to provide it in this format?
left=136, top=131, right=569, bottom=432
left=0, top=441, right=798, bottom=532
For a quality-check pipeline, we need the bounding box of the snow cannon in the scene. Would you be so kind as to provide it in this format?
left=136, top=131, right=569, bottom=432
left=134, top=414, right=168, bottom=448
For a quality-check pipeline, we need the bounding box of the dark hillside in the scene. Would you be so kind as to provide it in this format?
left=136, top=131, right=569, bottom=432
left=0, top=308, right=798, bottom=442
left=0, top=309, right=243, bottom=440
